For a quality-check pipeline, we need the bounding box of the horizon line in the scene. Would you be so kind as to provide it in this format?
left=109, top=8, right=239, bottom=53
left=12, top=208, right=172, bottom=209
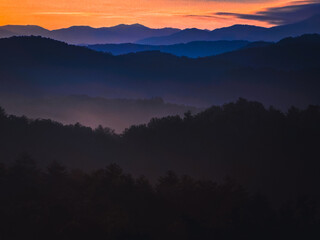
left=0, top=22, right=275, bottom=32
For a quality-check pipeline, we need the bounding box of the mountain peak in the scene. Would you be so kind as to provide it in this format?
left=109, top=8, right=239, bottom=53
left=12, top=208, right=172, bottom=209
left=130, top=23, right=146, bottom=27
left=64, top=26, right=94, bottom=30
left=213, top=24, right=266, bottom=32
left=112, top=23, right=148, bottom=29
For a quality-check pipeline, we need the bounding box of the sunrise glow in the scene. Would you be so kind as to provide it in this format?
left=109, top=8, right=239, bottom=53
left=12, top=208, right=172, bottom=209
left=0, top=0, right=293, bottom=29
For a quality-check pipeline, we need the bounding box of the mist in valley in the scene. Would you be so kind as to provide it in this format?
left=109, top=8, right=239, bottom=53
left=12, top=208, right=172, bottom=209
left=0, top=94, right=200, bottom=133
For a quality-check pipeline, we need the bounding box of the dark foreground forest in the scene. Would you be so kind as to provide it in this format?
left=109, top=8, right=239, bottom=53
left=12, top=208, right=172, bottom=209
left=0, top=159, right=319, bottom=240
left=0, top=98, right=320, bottom=239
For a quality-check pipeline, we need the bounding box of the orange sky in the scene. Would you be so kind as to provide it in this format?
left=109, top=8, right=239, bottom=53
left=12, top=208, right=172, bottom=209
left=0, top=0, right=292, bottom=30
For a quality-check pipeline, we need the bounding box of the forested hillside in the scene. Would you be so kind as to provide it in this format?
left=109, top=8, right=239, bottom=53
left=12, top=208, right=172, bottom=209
left=1, top=99, right=319, bottom=202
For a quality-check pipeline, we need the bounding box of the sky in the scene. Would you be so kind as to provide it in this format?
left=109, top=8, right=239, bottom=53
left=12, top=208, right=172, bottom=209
left=0, top=0, right=319, bottom=30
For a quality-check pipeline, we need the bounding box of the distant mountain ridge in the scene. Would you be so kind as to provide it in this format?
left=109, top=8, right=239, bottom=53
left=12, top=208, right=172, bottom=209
left=137, top=14, right=320, bottom=45
left=0, top=14, right=320, bottom=45
left=86, top=40, right=251, bottom=58
left=0, top=24, right=180, bottom=44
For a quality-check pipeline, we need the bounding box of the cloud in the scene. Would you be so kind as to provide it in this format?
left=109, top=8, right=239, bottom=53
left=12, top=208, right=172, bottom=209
left=216, top=0, right=320, bottom=25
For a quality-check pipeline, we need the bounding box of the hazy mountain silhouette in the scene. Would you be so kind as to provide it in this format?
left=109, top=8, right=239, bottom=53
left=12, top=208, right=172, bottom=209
left=0, top=25, right=50, bottom=36
left=0, top=35, right=319, bottom=108
left=50, top=24, right=181, bottom=44
left=0, top=24, right=180, bottom=44
left=138, top=14, right=320, bottom=44
left=87, top=40, right=250, bottom=58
